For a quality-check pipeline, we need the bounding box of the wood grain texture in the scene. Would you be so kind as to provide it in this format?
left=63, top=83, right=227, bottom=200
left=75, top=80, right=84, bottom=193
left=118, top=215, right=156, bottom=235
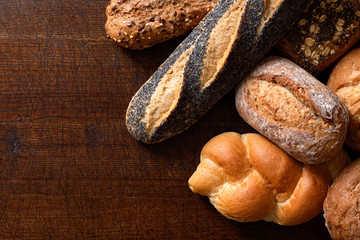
left=0, top=0, right=344, bottom=239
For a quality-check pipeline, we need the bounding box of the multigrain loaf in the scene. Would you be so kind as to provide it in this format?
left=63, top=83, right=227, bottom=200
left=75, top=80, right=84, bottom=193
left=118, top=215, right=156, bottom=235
left=327, top=48, right=360, bottom=153
left=323, top=158, right=360, bottom=240
left=235, top=56, right=348, bottom=164
left=276, top=0, right=360, bottom=75
left=188, top=132, right=349, bottom=225
left=105, top=0, right=218, bottom=50
left=126, top=0, right=308, bottom=143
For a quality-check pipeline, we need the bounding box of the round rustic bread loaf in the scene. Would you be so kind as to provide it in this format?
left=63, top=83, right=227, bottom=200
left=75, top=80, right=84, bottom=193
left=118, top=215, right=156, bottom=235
left=327, top=48, right=360, bottom=153
left=235, top=56, right=349, bottom=164
left=323, top=158, right=360, bottom=240
left=188, top=132, right=349, bottom=225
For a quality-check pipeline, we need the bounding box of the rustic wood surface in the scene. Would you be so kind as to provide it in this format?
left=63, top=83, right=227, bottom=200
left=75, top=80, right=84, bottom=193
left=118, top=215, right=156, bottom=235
left=0, top=0, right=350, bottom=239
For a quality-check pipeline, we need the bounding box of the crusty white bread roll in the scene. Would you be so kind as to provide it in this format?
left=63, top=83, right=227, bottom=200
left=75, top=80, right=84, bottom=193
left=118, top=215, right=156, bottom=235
left=188, top=132, right=349, bottom=226
left=327, top=48, right=360, bottom=153
left=323, top=158, right=360, bottom=240
left=235, top=56, right=349, bottom=164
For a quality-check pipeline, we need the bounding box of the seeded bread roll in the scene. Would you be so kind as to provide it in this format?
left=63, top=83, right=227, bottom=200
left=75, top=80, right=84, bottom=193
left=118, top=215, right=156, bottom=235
left=235, top=56, right=349, bottom=164
left=327, top=48, right=360, bottom=153
left=276, top=0, right=360, bottom=75
left=189, top=132, right=349, bottom=225
left=126, top=0, right=308, bottom=143
left=105, top=0, right=218, bottom=50
left=323, top=158, right=360, bottom=240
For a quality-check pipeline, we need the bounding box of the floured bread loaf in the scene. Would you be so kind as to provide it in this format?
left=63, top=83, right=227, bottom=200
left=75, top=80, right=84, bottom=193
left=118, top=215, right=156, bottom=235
left=276, top=0, right=360, bottom=75
left=105, top=0, right=219, bottom=50
left=126, top=0, right=308, bottom=143
left=188, top=132, right=349, bottom=225
left=323, top=158, right=360, bottom=240
left=327, top=48, right=360, bottom=153
left=235, top=56, right=348, bottom=164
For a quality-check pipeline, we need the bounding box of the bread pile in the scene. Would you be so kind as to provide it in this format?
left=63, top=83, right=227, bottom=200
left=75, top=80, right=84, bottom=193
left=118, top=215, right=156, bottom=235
left=189, top=51, right=360, bottom=233
left=105, top=0, right=360, bottom=237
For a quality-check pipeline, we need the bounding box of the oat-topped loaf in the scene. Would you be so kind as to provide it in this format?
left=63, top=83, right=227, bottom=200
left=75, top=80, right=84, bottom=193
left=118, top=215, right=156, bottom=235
left=276, top=0, right=360, bottom=75
left=105, top=0, right=218, bottom=50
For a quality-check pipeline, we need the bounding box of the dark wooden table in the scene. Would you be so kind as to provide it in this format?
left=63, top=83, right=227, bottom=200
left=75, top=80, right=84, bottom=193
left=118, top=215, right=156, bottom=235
left=0, top=1, right=337, bottom=239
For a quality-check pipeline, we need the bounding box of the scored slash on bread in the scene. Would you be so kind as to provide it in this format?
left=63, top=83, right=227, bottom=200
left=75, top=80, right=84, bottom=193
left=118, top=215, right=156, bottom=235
left=105, top=0, right=219, bottom=50
left=126, top=0, right=309, bottom=144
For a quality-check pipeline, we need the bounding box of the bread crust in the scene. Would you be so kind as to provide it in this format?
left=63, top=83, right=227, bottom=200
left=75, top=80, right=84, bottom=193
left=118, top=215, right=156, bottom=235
left=105, top=0, right=218, bottom=50
left=323, top=158, right=360, bottom=240
left=188, top=132, right=341, bottom=225
left=276, top=0, right=360, bottom=75
left=327, top=48, right=360, bottom=152
left=235, top=56, right=348, bottom=164
left=126, top=0, right=308, bottom=143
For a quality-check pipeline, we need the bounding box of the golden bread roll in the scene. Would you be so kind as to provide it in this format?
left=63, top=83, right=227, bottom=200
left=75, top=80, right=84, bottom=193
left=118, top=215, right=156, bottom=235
left=188, top=132, right=348, bottom=226
left=235, top=56, right=348, bottom=164
left=323, top=158, right=360, bottom=240
left=327, top=48, right=360, bottom=153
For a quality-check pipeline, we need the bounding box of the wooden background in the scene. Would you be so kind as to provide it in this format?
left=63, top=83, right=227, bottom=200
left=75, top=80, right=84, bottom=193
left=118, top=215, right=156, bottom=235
left=0, top=0, right=350, bottom=239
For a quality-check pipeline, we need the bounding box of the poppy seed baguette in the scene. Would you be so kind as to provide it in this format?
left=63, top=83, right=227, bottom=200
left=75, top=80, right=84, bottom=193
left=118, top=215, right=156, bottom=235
left=126, top=0, right=309, bottom=143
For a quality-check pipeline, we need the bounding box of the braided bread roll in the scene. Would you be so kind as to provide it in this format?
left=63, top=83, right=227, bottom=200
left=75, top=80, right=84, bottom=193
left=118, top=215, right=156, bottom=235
left=188, top=132, right=349, bottom=225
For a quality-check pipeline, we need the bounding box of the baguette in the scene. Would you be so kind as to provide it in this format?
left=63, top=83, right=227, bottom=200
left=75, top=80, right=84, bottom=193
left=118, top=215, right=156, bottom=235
left=126, top=0, right=309, bottom=143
